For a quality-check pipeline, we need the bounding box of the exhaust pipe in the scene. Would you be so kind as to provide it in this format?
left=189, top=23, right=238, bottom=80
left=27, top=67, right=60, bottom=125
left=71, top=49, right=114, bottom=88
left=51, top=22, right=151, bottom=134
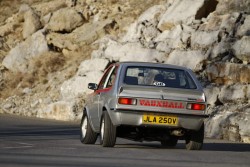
left=171, top=129, right=184, bottom=136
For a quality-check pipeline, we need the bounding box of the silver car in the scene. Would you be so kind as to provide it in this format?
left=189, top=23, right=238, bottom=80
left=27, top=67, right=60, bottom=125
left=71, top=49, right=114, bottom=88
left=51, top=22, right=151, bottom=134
left=80, top=62, right=208, bottom=150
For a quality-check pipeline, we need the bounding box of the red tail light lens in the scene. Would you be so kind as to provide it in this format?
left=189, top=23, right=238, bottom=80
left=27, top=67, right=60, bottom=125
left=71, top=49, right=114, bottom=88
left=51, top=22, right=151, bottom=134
left=187, top=103, right=206, bottom=110
left=118, top=98, right=137, bottom=105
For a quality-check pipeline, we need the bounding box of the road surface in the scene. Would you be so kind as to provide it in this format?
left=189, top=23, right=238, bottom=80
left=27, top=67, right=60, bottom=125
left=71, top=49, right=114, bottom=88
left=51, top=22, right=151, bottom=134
left=0, top=114, right=249, bottom=167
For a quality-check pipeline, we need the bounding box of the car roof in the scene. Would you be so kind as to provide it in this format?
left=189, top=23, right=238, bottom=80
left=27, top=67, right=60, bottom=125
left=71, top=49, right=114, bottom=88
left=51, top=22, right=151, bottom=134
left=114, top=61, right=190, bottom=70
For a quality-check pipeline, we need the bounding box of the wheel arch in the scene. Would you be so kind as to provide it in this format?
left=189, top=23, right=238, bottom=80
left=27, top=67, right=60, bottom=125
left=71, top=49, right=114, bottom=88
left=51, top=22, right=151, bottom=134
left=102, top=104, right=120, bottom=126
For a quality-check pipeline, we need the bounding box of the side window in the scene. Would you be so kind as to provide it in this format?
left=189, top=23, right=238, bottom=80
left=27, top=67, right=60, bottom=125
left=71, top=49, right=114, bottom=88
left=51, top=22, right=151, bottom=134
left=98, top=65, right=117, bottom=90
left=106, top=66, right=117, bottom=88
left=98, top=66, right=113, bottom=90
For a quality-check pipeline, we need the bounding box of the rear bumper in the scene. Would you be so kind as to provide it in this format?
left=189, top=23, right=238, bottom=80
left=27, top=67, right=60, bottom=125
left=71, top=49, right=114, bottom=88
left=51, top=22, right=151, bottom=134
left=109, top=108, right=208, bottom=131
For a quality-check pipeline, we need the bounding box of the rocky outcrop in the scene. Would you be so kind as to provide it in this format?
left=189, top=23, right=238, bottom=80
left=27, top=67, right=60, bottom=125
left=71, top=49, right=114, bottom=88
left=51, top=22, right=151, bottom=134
left=219, top=84, right=248, bottom=104
left=236, top=15, right=250, bottom=37
left=46, top=19, right=116, bottom=51
left=158, top=0, right=204, bottom=30
left=47, top=8, right=85, bottom=33
left=215, top=0, right=250, bottom=15
left=207, top=63, right=250, bottom=85
left=2, top=30, right=49, bottom=73
left=191, top=30, right=219, bottom=48
left=165, top=50, right=208, bottom=71
left=101, top=40, right=165, bottom=62
left=155, top=25, right=188, bottom=53
left=32, top=0, right=67, bottom=17
left=232, top=36, right=250, bottom=64
left=206, top=104, right=250, bottom=143
left=22, top=9, right=42, bottom=39
left=62, top=56, right=106, bottom=96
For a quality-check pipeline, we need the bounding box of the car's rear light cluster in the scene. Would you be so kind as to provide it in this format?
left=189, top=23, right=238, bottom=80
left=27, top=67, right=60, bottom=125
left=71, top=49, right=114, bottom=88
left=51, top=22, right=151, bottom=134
left=187, top=103, right=206, bottom=110
left=118, top=97, right=137, bottom=105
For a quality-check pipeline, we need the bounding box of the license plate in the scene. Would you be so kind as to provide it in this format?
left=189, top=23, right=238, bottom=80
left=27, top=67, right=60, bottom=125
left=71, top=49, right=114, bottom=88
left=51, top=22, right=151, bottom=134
left=142, top=115, right=178, bottom=126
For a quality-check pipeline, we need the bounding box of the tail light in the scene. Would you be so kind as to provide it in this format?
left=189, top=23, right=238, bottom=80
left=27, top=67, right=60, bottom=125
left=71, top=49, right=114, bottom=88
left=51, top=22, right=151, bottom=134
left=187, top=103, right=206, bottom=110
left=118, top=97, right=137, bottom=105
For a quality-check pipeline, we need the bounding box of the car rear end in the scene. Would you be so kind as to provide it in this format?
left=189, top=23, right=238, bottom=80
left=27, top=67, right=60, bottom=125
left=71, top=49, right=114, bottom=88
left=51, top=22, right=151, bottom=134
left=115, top=86, right=207, bottom=131
left=110, top=63, right=207, bottom=130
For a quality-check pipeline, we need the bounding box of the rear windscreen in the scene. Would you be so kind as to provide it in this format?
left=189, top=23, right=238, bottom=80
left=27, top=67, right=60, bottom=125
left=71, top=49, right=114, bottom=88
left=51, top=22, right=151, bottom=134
left=124, top=66, right=197, bottom=89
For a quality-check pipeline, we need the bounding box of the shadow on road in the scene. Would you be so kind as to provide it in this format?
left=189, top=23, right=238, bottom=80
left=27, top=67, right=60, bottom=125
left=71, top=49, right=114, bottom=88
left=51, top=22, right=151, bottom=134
left=115, top=141, right=250, bottom=152
left=0, top=125, right=79, bottom=138
left=203, top=142, right=250, bottom=152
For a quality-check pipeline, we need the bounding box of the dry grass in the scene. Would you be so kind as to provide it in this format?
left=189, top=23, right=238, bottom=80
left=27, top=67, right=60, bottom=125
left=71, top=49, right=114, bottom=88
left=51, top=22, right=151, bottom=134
left=0, top=51, right=65, bottom=98
left=0, top=43, right=92, bottom=99
left=0, top=71, right=34, bottom=98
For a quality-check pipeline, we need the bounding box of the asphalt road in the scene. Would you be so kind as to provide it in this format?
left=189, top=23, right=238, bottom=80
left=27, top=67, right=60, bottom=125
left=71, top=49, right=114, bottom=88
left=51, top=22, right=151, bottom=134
left=0, top=114, right=250, bottom=167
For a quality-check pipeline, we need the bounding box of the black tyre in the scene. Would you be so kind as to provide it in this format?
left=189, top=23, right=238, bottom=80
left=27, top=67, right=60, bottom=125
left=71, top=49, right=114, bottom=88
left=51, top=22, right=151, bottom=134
left=100, top=111, right=116, bottom=147
left=80, top=112, right=98, bottom=144
left=185, top=123, right=204, bottom=150
left=161, top=137, right=178, bottom=148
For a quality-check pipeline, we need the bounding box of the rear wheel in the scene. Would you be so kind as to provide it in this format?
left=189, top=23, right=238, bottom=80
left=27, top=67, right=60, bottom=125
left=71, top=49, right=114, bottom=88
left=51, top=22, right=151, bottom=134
left=185, top=123, right=204, bottom=150
left=161, top=137, right=178, bottom=148
left=80, top=112, right=98, bottom=144
left=100, top=111, right=116, bottom=147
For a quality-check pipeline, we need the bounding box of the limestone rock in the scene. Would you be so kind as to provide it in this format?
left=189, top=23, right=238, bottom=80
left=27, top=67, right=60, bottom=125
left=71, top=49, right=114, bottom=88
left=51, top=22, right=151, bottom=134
left=210, top=41, right=231, bottom=59
left=155, top=42, right=172, bottom=53
left=155, top=25, right=184, bottom=51
left=19, top=4, right=32, bottom=14
left=218, top=84, right=247, bottom=104
left=181, top=25, right=195, bottom=44
left=204, top=86, right=221, bottom=106
left=232, top=36, right=250, bottom=63
left=72, top=19, right=116, bottom=45
left=60, top=71, right=103, bottom=100
left=228, top=106, right=250, bottom=142
left=41, top=13, right=52, bottom=26
left=122, top=5, right=166, bottom=43
left=205, top=108, right=234, bottom=139
left=46, top=19, right=115, bottom=51
left=216, top=0, right=250, bottom=15
left=206, top=104, right=250, bottom=143
left=60, top=58, right=108, bottom=100
left=191, top=30, right=219, bottom=48
left=157, top=0, right=205, bottom=31
left=22, top=9, right=42, bottom=39
left=140, top=23, right=160, bottom=48
left=32, top=0, right=67, bottom=17
left=104, top=42, right=166, bottom=62
left=2, top=30, right=49, bottom=73
left=165, top=50, right=208, bottom=71
left=219, top=13, right=240, bottom=35
left=121, top=21, right=142, bottom=43
left=207, top=63, right=250, bottom=85
left=46, top=32, right=78, bottom=51
left=47, top=8, right=84, bottom=32
left=77, top=58, right=109, bottom=76
left=200, top=12, right=240, bottom=36
left=138, top=5, right=166, bottom=23
left=237, top=15, right=250, bottom=37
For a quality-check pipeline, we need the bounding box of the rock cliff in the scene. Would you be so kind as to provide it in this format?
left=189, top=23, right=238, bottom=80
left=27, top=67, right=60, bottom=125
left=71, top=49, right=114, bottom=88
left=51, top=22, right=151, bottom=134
left=0, top=0, right=249, bottom=143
